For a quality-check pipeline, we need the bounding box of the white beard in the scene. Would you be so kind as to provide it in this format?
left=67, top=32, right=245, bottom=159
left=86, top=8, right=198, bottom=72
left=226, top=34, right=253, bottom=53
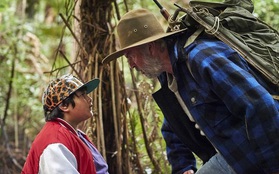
left=141, top=55, right=164, bottom=78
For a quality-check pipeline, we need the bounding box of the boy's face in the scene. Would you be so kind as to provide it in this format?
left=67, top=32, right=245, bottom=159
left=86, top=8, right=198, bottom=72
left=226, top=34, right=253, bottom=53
left=66, top=90, right=93, bottom=127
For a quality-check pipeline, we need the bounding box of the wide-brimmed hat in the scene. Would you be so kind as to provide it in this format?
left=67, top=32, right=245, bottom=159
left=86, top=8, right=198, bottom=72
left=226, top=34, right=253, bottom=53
left=189, top=0, right=253, bottom=12
left=102, top=9, right=186, bottom=64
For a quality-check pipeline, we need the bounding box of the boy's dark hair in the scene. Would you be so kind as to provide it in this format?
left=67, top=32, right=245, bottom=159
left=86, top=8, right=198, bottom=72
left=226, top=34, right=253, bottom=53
left=44, top=94, right=75, bottom=121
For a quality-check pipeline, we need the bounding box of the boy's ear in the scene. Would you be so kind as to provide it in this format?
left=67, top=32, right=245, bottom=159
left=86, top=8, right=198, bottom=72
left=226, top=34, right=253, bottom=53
left=58, top=103, right=69, bottom=112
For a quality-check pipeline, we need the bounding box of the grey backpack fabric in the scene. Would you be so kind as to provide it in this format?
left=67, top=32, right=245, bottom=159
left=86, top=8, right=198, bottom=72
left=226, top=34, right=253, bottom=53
left=173, top=0, right=279, bottom=87
left=220, top=5, right=279, bottom=85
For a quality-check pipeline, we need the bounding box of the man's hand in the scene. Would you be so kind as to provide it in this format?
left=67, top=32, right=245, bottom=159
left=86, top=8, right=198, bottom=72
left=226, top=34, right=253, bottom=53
left=183, top=170, right=194, bottom=174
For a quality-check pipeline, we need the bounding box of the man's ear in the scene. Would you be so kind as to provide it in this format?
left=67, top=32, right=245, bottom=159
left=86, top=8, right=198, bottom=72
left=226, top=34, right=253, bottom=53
left=148, top=42, right=156, bottom=56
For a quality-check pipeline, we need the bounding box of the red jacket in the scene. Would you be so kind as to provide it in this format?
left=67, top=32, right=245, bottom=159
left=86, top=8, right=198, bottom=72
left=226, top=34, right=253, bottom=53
left=22, top=118, right=96, bottom=174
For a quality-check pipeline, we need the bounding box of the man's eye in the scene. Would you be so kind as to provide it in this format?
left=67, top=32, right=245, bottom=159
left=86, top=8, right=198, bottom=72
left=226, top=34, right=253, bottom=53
left=125, top=54, right=131, bottom=59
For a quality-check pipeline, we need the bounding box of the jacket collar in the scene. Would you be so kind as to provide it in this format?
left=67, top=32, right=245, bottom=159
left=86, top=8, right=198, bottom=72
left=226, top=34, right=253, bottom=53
left=53, top=118, right=78, bottom=136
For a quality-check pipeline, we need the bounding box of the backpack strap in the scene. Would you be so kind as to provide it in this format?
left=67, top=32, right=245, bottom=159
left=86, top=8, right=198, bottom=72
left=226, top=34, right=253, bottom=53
left=182, top=28, right=204, bottom=80
left=184, top=27, right=204, bottom=48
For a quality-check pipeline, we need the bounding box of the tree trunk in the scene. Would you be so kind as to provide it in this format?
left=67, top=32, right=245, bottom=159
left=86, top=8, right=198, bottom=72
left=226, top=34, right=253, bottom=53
left=78, top=0, right=131, bottom=173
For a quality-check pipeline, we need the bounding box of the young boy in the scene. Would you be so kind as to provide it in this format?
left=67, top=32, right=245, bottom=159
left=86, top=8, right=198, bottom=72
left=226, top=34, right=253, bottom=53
left=22, top=74, right=109, bottom=174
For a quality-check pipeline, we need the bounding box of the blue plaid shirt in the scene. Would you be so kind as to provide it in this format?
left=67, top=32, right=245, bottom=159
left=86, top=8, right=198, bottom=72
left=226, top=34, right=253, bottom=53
left=159, top=33, right=279, bottom=174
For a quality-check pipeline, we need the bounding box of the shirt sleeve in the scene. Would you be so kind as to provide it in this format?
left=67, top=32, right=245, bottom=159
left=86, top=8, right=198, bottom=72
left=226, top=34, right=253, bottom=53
left=161, top=119, right=197, bottom=174
left=77, top=131, right=109, bottom=174
left=39, top=143, right=79, bottom=174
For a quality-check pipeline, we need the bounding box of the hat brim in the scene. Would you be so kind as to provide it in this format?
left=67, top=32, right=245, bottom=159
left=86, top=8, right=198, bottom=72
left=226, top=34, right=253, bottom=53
left=102, top=29, right=187, bottom=64
left=83, top=78, right=100, bottom=94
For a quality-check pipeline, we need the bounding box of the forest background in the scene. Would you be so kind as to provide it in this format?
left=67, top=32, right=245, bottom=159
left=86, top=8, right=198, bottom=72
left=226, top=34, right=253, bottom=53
left=0, top=0, right=278, bottom=173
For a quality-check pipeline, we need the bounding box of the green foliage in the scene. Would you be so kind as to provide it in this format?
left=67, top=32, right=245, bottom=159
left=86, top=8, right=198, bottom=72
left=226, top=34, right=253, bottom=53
left=0, top=0, right=74, bottom=140
left=0, top=6, right=46, bottom=137
left=253, top=0, right=279, bottom=30
left=127, top=88, right=171, bottom=173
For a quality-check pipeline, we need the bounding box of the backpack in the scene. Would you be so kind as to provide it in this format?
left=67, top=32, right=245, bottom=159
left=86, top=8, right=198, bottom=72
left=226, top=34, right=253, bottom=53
left=156, top=0, right=279, bottom=95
